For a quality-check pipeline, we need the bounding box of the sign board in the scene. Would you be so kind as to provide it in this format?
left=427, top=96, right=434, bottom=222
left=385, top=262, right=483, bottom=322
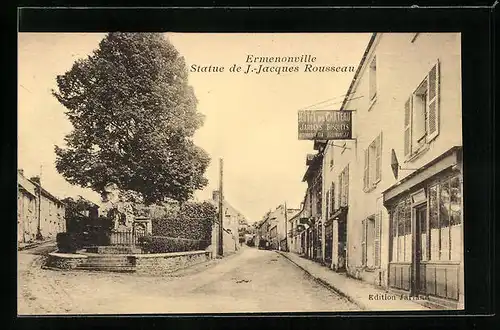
left=298, top=110, right=353, bottom=140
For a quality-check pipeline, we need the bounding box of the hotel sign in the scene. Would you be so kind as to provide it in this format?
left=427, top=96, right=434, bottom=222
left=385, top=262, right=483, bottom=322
left=298, top=110, right=353, bottom=140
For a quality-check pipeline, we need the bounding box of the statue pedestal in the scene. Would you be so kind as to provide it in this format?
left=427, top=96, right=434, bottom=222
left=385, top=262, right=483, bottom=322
left=133, top=217, right=152, bottom=235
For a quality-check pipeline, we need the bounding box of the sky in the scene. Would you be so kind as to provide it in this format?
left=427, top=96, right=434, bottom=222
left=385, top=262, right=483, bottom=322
left=18, top=32, right=371, bottom=223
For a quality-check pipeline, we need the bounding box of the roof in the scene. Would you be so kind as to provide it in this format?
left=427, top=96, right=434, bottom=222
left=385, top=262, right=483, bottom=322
left=302, top=152, right=323, bottom=182
left=340, top=33, right=378, bottom=111
left=17, top=172, right=64, bottom=206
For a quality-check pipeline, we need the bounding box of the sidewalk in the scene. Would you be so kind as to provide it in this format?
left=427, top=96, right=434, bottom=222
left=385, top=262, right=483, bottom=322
left=18, top=239, right=56, bottom=251
left=277, top=251, right=430, bottom=311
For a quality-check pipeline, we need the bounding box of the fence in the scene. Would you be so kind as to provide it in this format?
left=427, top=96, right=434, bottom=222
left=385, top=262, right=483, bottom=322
left=110, top=230, right=147, bottom=246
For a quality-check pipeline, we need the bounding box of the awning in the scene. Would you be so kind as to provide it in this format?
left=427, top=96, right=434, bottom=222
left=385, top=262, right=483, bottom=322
left=383, top=146, right=462, bottom=205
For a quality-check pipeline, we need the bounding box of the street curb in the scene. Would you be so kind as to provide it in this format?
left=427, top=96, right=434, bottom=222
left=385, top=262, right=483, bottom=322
left=276, top=251, right=368, bottom=311
left=18, top=240, right=56, bottom=251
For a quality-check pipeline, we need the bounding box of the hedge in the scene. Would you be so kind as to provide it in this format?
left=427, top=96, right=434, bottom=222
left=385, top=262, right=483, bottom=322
left=138, top=235, right=210, bottom=253
left=151, top=201, right=214, bottom=242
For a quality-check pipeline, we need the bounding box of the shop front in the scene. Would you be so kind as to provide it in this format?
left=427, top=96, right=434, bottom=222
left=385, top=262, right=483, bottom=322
left=383, top=147, right=463, bottom=308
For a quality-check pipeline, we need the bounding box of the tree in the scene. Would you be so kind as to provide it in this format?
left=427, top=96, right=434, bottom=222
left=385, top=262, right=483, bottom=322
left=52, top=33, right=210, bottom=204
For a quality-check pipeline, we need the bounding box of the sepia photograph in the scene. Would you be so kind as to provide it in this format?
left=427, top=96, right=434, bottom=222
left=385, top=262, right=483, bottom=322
left=17, top=31, right=464, bottom=314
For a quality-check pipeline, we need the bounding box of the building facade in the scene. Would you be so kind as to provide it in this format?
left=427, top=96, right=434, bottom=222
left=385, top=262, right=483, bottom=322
left=320, top=33, right=463, bottom=308
left=296, top=151, right=324, bottom=261
left=211, top=190, right=243, bottom=254
left=264, top=204, right=301, bottom=251
left=17, top=170, right=66, bottom=243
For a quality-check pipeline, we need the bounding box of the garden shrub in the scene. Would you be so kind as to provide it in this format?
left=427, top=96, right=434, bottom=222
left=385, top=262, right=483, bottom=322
left=139, top=235, right=210, bottom=253
left=151, top=201, right=215, bottom=243
left=56, top=232, right=81, bottom=253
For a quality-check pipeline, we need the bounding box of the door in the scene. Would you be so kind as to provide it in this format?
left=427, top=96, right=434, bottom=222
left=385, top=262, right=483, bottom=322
left=337, top=213, right=347, bottom=271
left=412, top=204, right=427, bottom=296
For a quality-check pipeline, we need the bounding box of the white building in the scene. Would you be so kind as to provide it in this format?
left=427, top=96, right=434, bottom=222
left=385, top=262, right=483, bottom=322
left=321, top=33, right=463, bottom=309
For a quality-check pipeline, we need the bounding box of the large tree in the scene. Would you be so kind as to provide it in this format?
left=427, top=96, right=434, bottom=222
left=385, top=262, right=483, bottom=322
left=53, top=33, right=210, bottom=204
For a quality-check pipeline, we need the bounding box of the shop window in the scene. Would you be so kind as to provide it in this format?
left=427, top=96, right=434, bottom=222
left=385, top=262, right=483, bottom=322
left=390, top=198, right=412, bottom=263
left=428, top=175, right=462, bottom=261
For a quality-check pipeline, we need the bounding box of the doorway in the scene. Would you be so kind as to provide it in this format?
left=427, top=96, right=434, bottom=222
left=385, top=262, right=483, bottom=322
left=337, top=212, right=347, bottom=272
left=412, top=204, right=427, bottom=296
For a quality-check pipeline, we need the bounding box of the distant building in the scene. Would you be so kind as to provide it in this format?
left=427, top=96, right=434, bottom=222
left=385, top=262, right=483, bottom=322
left=17, top=169, right=66, bottom=243
left=211, top=190, right=246, bottom=254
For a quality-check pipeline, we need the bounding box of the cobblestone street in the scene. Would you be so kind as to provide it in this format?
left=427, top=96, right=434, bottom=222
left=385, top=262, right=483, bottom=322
left=18, top=245, right=359, bottom=314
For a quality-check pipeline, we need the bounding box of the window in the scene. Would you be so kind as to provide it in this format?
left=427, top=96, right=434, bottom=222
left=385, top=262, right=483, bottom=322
left=330, top=183, right=336, bottom=216
left=325, top=190, right=330, bottom=221
left=339, top=165, right=349, bottom=207
left=429, top=175, right=462, bottom=261
left=364, top=133, right=383, bottom=191
left=404, top=61, right=440, bottom=159
left=369, top=57, right=377, bottom=102
left=390, top=198, right=412, bottom=262
left=362, top=216, right=376, bottom=268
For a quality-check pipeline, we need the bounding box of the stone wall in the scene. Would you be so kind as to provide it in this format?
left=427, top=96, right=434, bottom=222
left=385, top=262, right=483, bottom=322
left=46, top=253, right=88, bottom=270
left=133, top=251, right=212, bottom=275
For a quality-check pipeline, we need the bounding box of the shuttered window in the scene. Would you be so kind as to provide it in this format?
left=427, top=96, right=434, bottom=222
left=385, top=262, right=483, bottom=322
left=374, top=211, right=382, bottom=267
left=427, top=61, right=440, bottom=141
left=375, top=133, right=382, bottom=182
left=404, top=60, right=440, bottom=159
left=361, top=218, right=366, bottom=266
left=404, top=97, right=412, bottom=157
left=363, top=148, right=369, bottom=191
left=325, top=190, right=330, bottom=221
left=364, top=133, right=383, bottom=191
left=330, top=183, right=335, bottom=215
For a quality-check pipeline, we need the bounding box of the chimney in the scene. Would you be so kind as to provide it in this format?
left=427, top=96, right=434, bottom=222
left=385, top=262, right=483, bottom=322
left=18, top=169, right=24, bottom=176
left=212, top=190, right=220, bottom=201
left=30, top=176, right=41, bottom=185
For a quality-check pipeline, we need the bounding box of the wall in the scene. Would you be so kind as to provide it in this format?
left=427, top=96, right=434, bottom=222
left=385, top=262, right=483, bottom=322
left=325, top=33, right=462, bottom=287
left=18, top=191, right=38, bottom=243
left=39, top=194, right=66, bottom=240
left=134, top=251, right=212, bottom=275
left=17, top=172, right=66, bottom=243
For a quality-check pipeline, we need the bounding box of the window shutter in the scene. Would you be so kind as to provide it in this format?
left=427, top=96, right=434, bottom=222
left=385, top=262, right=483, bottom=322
left=374, top=211, right=382, bottom=267
left=427, top=60, right=440, bottom=141
left=362, top=219, right=366, bottom=266
left=330, top=183, right=335, bottom=214
left=363, top=148, right=369, bottom=191
left=375, top=132, right=382, bottom=183
left=346, top=166, right=349, bottom=205
left=325, top=190, right=330, bottom=220
left=404, top=97, right=413, bottom=157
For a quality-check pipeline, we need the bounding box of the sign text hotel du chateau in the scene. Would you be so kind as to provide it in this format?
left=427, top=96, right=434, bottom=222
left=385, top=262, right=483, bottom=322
left=298, top=110, right=353, bottom=140
left=189, top=54, right=356, bottom=75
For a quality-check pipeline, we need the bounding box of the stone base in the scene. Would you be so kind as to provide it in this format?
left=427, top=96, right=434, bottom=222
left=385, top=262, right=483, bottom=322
left=46, top=252, right=88, bottom=270
left=85, top=245, right=142, bottom=254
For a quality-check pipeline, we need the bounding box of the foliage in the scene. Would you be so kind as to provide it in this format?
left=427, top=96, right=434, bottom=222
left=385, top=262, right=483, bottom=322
left=61, top=196, right=99, bottom=219
left=52, top=32, right=210, bottom=205
left=138, top=235, right=210, bottom=253
left=56, top=232, right=81, bottom=253
left=151, top=201, right=215, bottom=242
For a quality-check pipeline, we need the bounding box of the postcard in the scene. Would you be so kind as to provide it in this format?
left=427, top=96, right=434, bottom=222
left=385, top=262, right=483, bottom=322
left=18, top=31, right=463, bottom=314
